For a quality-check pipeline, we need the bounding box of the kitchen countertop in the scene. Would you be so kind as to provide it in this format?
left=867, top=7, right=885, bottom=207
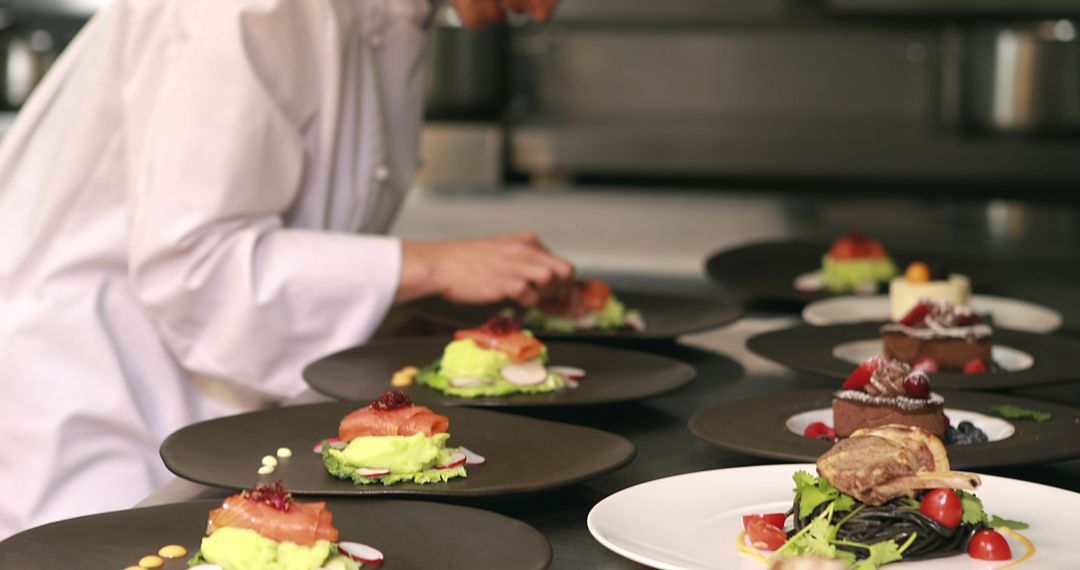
left=138, top=188, right=1080, bottom=568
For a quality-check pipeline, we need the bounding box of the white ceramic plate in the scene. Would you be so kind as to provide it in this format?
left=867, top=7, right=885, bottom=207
left=832, top=339, right=1035, bottom=372
left=589, top=464, right=1075, bottom=570
left=784, top=408, right=1016, bottom=442
left=803, top=295, right=1062, bottom=333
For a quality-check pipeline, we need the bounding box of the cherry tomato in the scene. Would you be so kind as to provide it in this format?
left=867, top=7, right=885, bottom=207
left=745, top=517, right=787, bottom=551
left=968, top=530, right=1012, bottom=561
left=742, top=513, right=786, bottom=532
left=580, top=279, right=612, bottom=311
left=920, top=488, right=963, bottom=529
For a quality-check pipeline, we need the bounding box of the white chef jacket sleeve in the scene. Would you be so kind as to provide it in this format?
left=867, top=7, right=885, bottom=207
left=126, top=1, right=401, bottom=399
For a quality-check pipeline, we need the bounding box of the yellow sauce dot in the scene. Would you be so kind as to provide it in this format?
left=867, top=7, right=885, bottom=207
left=391, top=366, right=419, bottom=387
left=276, top=447, right=292, bottom=458
left=124, top=566, right=143, bottom=570
left=158, top=544, right=188, bottom=559
left=257, top=464, right=275, bottom=475
left=261, top=455, right=278, bottom=467
left=138, top=555, right=165, bottom=569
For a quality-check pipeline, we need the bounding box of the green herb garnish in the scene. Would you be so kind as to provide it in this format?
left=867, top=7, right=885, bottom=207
left=793, top=471, right=855, bottom=518
left=990, top=405, right=1051, bottom=422
left=988, top=515, right=1030, bottom=530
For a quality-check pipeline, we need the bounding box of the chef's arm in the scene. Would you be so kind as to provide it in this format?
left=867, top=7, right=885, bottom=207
left=126, top=1, right=400, bottom=399
left=396, top=232, right=575, bottom=307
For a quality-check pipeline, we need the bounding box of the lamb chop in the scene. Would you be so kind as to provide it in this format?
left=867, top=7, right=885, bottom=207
left=817, top=424, right=980, bottom=505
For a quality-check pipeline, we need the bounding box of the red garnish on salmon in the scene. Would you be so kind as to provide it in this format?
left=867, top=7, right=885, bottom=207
left=339, top=403, right=450, bottom=441
left=579, top=279, right=611, bottom=311
left=455, top=317, right=543, bottom=363
left=207, top=483, right=339, bottom=545
left=370, top=390, right=413, bottom=411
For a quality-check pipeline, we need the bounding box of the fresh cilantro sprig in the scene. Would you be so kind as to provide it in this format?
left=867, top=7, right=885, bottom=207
left=793, top=471, right=855, bottom=519
left=990, top=405, right=1051, bottom=422
left=957, top=490, right=1029, bottom=529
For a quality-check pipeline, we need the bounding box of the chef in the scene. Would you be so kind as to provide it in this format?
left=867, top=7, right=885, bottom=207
left=0, top=0, right=561, bottom=537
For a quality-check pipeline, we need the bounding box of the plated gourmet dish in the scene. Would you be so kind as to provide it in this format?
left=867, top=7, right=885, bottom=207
left=738, top=426, right=1030, bottom=569
left=801, top=357, right=989, bottom=446
left=320, top=391, right=484, bottom=485
left=797, top=232, right=898, bottom=295
left=189, top=482, right=383, bottom=570
left=414, top=316, right=585, bottom=398
left=520, top=278, right=645, bottom=333
left=889, top=262, right=971, bottom=322
left=881, top=298, right=991, bottom=373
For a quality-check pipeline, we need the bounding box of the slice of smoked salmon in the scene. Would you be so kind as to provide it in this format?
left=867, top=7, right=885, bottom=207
left=454, top=329, right=543, bottom=363
left=207, top=494, right=339, bottom=545
left=338, top=405, right=450, bottom=441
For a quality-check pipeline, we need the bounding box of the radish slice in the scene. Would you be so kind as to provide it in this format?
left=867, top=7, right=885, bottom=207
left=313, top=437, right=346, bottom=453
left=437, top=452, right=467, bottom=469
left=575, top=315, right=598, bottom=329
left=189, top=565, right=223, bottom=570
left=356, top=467, right=390, bottom=477
left=623, top=313, right=646, bottom=332
left=450, top=376, right=493, bottom=388
left=500, top=362, right=547, bottom=386
left=338, top=541, right=385, bottom=565
left=564, top=378, right=580, bottom=390
left=549, top=366, right=586, bottom=380
left=458, top=446, right=486, bottom=465
left=793, top=271, right=826, bottom=293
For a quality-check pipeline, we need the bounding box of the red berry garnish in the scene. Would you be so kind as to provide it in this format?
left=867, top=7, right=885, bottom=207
left=903, top=371, right=931, bottom=399
left=842, top=357, right=880, bottom=390
left=480, top=315, right=524, bottom=335
left=913, top=357, right=939, bottom=373
left=243, top=481, right=293, bottom=512
left=370, top=390, right=413, bottom=411
left=900, top=300, right=932, bottom=326
left=803, top=422, right=836, bottom=441
left=963, top=359, right=988, bottom=374
left=956, top=312, right=982, bottom=326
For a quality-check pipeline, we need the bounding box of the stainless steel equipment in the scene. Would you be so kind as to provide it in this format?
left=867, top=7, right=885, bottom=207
left=961, top=20, right=1080, bottom=133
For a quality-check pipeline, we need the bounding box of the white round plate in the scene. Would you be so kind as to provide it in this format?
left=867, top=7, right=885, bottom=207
left=832, top=339, right=1035, bottom=372
left=589, top=464, right=1075, bottom=570
left=803, top=295, right=1062, bottom=333
left=784, top=408, right=1016, bottom=442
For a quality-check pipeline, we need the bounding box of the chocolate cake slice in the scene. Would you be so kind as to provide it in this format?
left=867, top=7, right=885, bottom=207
left=880, top=299, right=992, bottom=371
left=833, top=357, right=945, bottom=438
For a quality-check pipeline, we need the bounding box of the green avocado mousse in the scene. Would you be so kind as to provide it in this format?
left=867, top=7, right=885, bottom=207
left=523, top=278, right=645, bottom=332
left=322, top=391, right=474, bottom=485
left=188, top=482, right=378, bottom=569
left=416, top=316, right=570, bottom=398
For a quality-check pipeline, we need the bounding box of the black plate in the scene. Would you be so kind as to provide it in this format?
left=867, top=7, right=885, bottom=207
left=689, top=388, right=1080, bottom=469
left=160, top=402, right=636, bottom=496
left=0, top=499, right=551, bottom=570
left=304, top=337, right=698, bottom=407
left=404, top=290, right=742, bottom=340
left=705, top=240, right=1010, bottom=306
left=747, top=322, right=1080, bottom=389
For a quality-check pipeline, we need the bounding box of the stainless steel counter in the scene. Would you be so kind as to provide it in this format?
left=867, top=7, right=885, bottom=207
left=138, top=189, right=1080, bottom=568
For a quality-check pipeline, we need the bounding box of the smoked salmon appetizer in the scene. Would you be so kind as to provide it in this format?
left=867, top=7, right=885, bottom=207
left=338, top=391, right=449, bottom=440
left=525, top=278, right=645, bottom=333
left=207, top=483, right=339, bottom=546
left=454, top=316, right=544, bottom=362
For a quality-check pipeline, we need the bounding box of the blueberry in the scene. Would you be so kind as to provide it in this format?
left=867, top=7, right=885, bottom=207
left=944, top=426, right=959, bottom=445
left=958, top=421, right=975, bottom=433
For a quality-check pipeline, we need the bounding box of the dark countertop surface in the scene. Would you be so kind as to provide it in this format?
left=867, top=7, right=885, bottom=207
left=140, top=191, right=1080, bottom=568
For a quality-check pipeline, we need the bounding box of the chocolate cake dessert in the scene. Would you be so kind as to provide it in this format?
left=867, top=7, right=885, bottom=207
left=833, top=356, right=945, bottom=438
left=881, top=299, right=992, bottom=372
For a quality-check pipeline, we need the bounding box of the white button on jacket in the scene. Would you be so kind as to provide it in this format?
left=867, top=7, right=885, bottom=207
left=0, top=0, right=430, bottom=536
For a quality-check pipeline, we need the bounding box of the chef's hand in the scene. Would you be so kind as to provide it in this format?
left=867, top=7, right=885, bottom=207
left=397, top=231, right=575, bottom=306
left=450, top=0, right=559, bottom=30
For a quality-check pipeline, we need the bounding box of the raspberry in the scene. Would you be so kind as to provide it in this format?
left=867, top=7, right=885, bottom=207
left=900, top=300, right=932, bottom=326
left=843, top=357, right=880, bottom=390
left=963, top=359, right=988, bottom=374
left=803, top=422, right=836, bottom=441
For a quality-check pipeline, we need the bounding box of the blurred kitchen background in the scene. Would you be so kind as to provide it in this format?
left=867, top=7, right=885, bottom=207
left=2, top=0, right=1079, bottom=327
left=6, top=0, right=1080, bottom=189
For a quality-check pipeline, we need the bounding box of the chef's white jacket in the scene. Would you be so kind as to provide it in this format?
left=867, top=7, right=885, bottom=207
left=0, top=0, right=430, bottom=536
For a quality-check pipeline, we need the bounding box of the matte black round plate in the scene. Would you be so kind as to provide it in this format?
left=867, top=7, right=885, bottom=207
left=160, top=402, right=635, bottom=497
left=304, top=337, right=698, bottom=407
left=0, top=499, right=551, bottom=570
left=704, top=240, right=1010, bottom=306
left=746, top=322, right=1080, bottom=389
left=689, top=388, right=1080, bottom=469
left=404, top=289, right=742, bottom=340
